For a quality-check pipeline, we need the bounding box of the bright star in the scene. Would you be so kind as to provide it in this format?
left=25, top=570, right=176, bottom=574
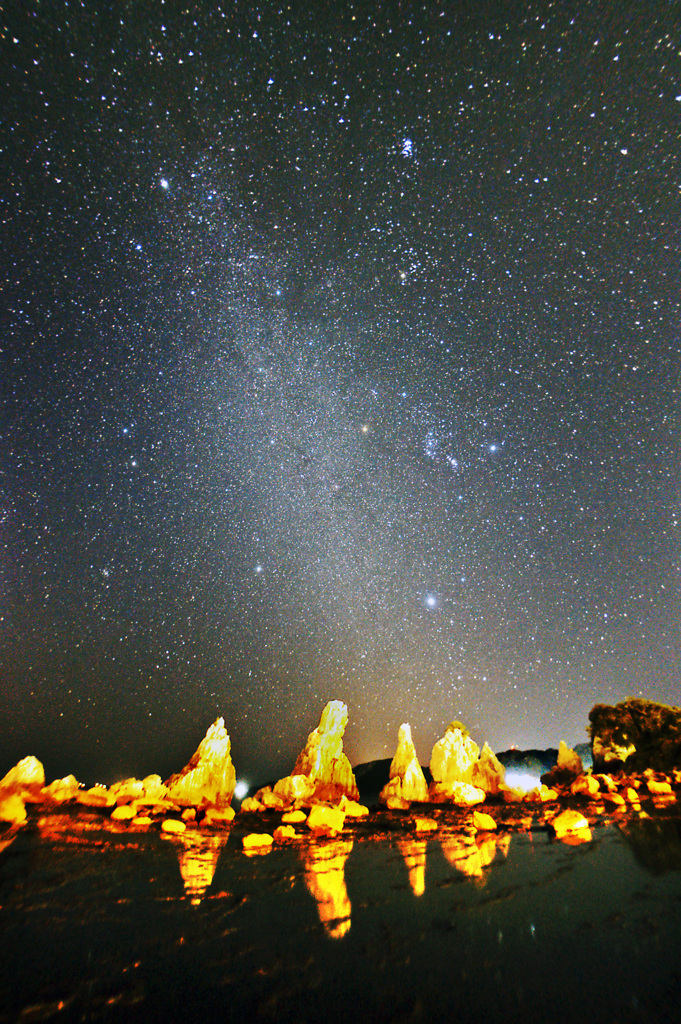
left=159, top=177, right=169, bottom=190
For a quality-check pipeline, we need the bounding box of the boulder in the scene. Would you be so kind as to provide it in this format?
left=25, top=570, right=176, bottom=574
left=307, top=803, right=346, bottom=835
left=379, top=777, right=411, bottom=810
left=550, top=808, right=591, bottom=841
left=379, top=723, right=428, bottom=806
left=0, top=756, right=45, bottom=792
left=165, top=718, right=236, bottom=808
left=472, top=810, right=497, bottom=831
left=589, top=698, right=681, bottom=772
left=570, top=773, right=600, bottom=797
left=161, top=818, right=187, bottom=834
left=42, top=775, right=80, bottom=803
left=272, top=774, right=316, bottom=807
left=242, top=832, right=273, bottom=852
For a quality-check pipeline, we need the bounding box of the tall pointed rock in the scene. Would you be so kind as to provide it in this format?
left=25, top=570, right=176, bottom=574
left=380, top=723, right=428, bottom=806
left=165, top=718, right=236, bottom=808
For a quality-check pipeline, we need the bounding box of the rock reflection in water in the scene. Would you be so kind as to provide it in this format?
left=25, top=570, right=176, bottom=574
left=301, top=837, right=353, bottom=939
left=441, top=832, right=511, bottom=883
left=396, top=837, right=427, bottom=896
left=620, top=816, right=681, bottom=875
left=162, top=829, right=228, bottom=904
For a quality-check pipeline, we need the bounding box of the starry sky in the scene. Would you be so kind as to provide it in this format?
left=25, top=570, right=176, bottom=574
left=2, top=0, right=680, bottom=786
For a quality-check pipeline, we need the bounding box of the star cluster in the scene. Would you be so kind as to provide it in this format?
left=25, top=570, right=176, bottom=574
left=1, top=1, right=680, bottom=782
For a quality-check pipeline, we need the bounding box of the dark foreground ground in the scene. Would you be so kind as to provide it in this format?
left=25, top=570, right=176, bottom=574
left=1, top=801, right=681, bottom=1024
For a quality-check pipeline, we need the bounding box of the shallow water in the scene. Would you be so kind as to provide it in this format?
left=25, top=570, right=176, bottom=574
left=1, top=806, right=681, bottom=1023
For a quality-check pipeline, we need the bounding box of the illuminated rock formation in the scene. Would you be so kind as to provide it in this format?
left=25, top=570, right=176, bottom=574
left=302, top=837, right=353, bottom=938
left=261, top=701, right=359, bottom=809
left=471, top=743, right=506, bottom=795
left=430, top=721, right=479, bottom=789
left=0, top=756, right=45, bottom=793
left=165, top=718, right=236, bottom=808
left=380, top=723, right=428, bottom=807
left=397, top=837, right=427, bottom=896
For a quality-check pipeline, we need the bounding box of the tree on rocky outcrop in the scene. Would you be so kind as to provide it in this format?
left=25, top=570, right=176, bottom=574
left=589, top=697, right=681, bottom=772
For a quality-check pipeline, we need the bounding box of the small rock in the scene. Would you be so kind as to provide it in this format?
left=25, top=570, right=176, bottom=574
left=131, top=815, right=152, bottom=826
left=647, top=778, right=673, bottom=795
left=240, top=796, right=263, bottom=812
left=273, top=825, right=297, bottom=842
left=307, top=804, right=346, bottom=835
left=570, top=774, right=600, bottom=797
left=551, top=808, right=591, bottom=840
left=413, top=816, right=438, bottom=832
left=161, top=818, right=186, bottom=834
left=282, top=809, right=307, bottom=823
left=111, top=804, right=137, bottom=821
left=242, top=832, right=273, bottom=851
left=201, top=807, right=235, bottom=827
left=472, top=810, right=497, bottom=831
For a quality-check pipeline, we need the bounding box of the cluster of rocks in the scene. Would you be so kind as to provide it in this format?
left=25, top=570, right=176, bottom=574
left=2, top=697, right=680, bottom=853
left=0, top=717, right=238, bottom=833
left=379, top=720, right=506, bottom=809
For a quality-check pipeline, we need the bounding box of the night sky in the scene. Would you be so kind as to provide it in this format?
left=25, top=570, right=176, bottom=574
left=2, top=0, right=680, bottom=787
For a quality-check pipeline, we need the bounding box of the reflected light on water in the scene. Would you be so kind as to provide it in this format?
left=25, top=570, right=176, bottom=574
left=397, top=837, right=427, bottom=896
left=163, top=830, right=229, bottom=904
left=302, top=838, right=353, bottom=939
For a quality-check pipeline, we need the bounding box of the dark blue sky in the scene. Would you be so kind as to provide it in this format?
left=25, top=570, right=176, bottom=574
left=2, top=0, right=680, bottom=786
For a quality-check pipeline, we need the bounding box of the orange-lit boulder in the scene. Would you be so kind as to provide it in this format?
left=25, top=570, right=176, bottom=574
left=472, top=810, right=497, bottom=831
left=42, top=775, right=80, bottom=803
left=380, top=723, right=428, bottom=806
left=201, top=806, right=235, bottom=827
left=570, top=773, right=600, bottom=797
left=273, top=824, right=297, bottom=842
left=243, top=832, right=273, bottom=852
left=550, top=808, right=591, bottom=841
left=165, top=718, right=236, bottom=808
left=307, top=803, right=346, bottom=835
left=161, top=818, right=186, bottom=834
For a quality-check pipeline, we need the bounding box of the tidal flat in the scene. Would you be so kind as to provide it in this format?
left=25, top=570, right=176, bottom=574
left=1, top=803, right=681, bottom=1023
